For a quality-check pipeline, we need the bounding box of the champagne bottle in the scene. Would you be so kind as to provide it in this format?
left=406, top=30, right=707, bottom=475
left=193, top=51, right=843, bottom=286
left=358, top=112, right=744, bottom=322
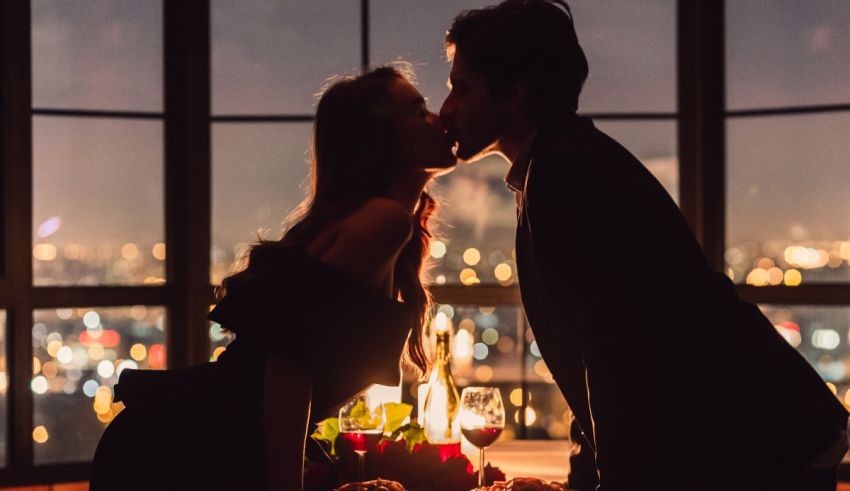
left=422, top=326, right=461, bottom=458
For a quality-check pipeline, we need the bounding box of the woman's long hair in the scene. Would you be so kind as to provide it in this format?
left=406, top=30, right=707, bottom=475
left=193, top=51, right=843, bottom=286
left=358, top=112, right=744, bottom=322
left=218, top=66, right=434, bottom=377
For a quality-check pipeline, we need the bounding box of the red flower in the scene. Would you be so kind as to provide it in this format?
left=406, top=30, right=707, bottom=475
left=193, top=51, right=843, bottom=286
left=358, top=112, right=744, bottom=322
left=329, top=435, right=504, bottom=490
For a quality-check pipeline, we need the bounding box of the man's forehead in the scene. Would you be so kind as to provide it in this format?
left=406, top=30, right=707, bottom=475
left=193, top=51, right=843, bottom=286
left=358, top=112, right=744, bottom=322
left=448, top=51, right=470, bottom=80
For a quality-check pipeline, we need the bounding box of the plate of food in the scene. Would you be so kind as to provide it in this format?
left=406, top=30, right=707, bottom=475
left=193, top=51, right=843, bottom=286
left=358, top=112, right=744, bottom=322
left=481, top=477, right=573, bottom=490
left=336, top=478, right=406, bottom=491
left=336, top=477, right=571, bottom=491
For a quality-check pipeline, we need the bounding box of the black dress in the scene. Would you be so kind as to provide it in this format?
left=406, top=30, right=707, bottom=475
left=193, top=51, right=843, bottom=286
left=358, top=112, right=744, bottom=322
left=90, top=246, right=416, bottom=490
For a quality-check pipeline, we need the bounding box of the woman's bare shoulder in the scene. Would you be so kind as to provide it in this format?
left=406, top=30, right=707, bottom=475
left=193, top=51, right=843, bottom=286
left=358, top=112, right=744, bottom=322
left=337, top=197, right=414, bottom=249
left=310, top=197, right=414, bottom=289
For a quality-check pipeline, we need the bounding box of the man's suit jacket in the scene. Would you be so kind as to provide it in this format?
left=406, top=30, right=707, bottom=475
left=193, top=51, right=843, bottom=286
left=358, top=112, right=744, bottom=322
left=514, top=115, right=848, bottom=490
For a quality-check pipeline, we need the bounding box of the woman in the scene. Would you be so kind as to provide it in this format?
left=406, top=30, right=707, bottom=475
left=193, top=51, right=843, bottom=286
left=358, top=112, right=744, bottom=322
left=90, top=65, right=456, bottom=490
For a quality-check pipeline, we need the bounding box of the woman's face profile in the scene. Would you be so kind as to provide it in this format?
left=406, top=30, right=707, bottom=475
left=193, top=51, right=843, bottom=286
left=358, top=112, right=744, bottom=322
left=388, top=78, right=457, bottom=175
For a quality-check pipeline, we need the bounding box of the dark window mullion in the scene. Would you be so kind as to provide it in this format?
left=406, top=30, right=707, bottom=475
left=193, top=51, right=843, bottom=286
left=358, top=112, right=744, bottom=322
left=0, top=462, right=90, bottom=487
left=578, top=112, right=677, bottom=121
left=430, top=284, right=521, bottom=306
left=26, top=285, right=171, bottom=309
left=211, top=114, right=313, bottom=123
left=677, top=0, right=726, bottom=271
left=1, top=0, right=34, bottom=472
left=737, top=284, right=850, bottom=306
left=727, top=103, right=850, bottom=118
left=164, top=0, right=211, bottom=369
left=361, top=0, right=370, bottom=73
left=31, top=108, right=163, bottom=120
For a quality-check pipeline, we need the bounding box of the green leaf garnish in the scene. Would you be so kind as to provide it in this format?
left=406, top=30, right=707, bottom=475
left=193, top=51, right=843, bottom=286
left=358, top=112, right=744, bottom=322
left=311, top=417, right=340, bottom=455
left=383, top=402, right=413, bottom=434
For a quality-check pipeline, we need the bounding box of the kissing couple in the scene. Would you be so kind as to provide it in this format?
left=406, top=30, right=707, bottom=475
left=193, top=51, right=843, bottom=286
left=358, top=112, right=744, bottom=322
left=91, top=1, right=848, bottom=490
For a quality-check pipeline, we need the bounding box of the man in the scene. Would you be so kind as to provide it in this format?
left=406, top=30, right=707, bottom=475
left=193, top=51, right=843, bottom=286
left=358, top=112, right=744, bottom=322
left=439, top=1, right=848, bottom=489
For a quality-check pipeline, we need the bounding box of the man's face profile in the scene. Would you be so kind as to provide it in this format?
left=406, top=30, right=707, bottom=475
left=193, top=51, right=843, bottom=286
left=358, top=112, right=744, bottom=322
left=439, top=49, right=505, bottom=163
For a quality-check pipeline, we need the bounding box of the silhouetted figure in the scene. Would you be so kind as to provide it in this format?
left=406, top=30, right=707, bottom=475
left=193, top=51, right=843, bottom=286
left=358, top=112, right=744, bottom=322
left=91, top=65, right=455, bottom=490
left=440, top=1, right=848, bottom=489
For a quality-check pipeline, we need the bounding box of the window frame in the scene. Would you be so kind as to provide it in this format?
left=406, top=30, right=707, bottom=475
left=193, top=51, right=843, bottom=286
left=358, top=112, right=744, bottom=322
left=1, top=0, right=848, bottom=485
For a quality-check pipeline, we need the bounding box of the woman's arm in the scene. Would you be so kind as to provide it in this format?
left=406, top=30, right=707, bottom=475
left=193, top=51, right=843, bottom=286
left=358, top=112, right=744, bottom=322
left=263, top=356, right=312, bottom=491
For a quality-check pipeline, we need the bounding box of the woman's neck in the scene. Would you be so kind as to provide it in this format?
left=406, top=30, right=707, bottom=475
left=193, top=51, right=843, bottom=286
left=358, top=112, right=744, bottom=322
left=386, top=170, right=432, bottom=213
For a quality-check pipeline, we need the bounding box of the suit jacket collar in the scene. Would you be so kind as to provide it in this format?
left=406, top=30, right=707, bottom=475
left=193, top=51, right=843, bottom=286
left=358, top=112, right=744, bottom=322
left=505, top=127, right=540, bottom=193
left=505, top=113, right=583, bottom=193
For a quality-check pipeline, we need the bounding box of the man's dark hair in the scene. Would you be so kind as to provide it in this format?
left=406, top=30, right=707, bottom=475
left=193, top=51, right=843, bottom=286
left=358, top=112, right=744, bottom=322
left=446, top=0, right=588, bottom=123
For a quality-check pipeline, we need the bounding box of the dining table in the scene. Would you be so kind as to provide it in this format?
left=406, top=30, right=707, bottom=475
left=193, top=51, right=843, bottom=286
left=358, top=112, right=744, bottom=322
left=484, top=439, right=571, bottom=483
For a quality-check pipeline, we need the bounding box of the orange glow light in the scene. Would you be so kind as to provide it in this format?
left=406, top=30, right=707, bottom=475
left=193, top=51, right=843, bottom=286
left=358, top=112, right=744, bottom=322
left=148, top=344, right=166, bottom=369
left=79, top=330, right=121, bottom=347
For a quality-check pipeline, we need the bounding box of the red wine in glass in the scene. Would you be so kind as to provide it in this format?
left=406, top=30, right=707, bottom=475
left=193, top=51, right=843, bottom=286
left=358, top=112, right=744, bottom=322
left=462, top=427, right=503, bottom=448
left=341, top=430, right=383, bottom=454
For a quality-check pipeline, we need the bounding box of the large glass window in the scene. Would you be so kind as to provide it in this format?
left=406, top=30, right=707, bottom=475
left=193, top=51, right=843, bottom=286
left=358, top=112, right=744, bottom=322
left=21, top=0, right=168, bottom=476
left=725, top=1, right=850, bottom=427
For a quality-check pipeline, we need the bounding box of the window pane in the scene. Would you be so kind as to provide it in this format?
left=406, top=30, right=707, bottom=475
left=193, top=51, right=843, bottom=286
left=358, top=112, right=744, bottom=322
left=32, top=306, right=166, bottom=464
left=571, top=0, right=676, bottom=113
left=33, top=117, right=165, bottom=286
left=0, top=311, right=6, bottom=467
left=32, top=0, right=162, bottom=111
left=212, top=0, right=360, bottom=115
left=727, top=0, right=850, bottom=109
left=759, top=305, right=850, bottom=402
left=211, top=123, right=311, bottom=284
left=727, top=114, right=850, bottom=284
left=595, top=121, right=678, bottom=202
left=428, top=155, right=517, bottom=286
left=371, top=0, right=676, bottom=114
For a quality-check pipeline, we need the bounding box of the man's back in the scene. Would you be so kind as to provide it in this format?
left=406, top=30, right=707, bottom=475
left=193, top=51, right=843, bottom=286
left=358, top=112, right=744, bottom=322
left=514, top=115, right=848, bottom=489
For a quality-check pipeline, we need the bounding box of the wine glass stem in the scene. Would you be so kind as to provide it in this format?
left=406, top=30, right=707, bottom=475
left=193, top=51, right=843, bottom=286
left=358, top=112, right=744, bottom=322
left=479, top=447, right=486, bottom=488
left=356, top=450, right=366, bottom=480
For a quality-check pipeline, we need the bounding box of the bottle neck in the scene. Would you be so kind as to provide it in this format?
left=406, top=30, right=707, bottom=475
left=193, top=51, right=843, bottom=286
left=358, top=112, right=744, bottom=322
left=434, top=330, right=451, bottom=366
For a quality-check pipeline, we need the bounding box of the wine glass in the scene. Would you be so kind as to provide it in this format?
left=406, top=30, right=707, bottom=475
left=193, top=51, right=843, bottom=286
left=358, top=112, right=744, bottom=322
left=338, top=392, right=384, bottom=481
left=459, top=387, right=505, bottom=489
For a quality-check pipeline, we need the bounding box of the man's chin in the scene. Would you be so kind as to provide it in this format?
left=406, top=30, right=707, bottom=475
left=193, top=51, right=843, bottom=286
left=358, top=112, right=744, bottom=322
left=456, top=145, right=500, bottom=164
